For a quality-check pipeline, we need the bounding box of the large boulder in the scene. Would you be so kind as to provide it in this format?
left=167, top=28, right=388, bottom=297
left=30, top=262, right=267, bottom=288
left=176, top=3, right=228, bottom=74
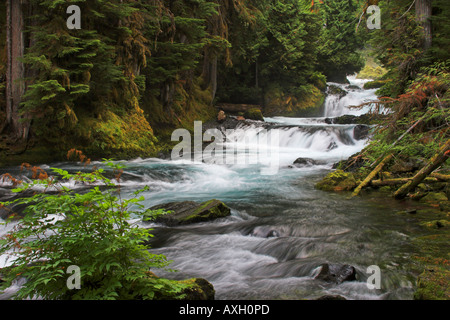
left=314, top=263, right=357, bottom=284
left=148, top=199, right=231, bottom=226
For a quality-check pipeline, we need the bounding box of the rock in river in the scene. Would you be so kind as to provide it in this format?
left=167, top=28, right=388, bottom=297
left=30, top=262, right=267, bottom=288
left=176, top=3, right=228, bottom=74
left=148, top=199, right=231, bottom=226
left=314, top=263, right=357, bottom=284
left=293, top=157, right=319, bottom=167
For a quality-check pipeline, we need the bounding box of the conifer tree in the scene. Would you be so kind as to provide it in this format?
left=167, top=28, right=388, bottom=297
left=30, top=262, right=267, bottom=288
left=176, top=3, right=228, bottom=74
left=316, top=0, right=364, bottom=82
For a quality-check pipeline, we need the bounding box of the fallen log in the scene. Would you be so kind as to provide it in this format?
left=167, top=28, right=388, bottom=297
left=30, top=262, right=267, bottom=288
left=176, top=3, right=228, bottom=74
left=350, top=154, right=393, bottom=198
left=216, top=103, right=262, bottom=113
left=394, top=140, right=450, bottom=199
left=370, top=177, right=445, bottom=187
left=430, top=172, right=450, bottom=181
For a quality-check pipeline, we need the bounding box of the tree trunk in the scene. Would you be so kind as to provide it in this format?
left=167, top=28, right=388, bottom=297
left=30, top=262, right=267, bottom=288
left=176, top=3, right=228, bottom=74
left=394, top=140, right=450, bottom=199
left=5, top=0, right=12, bottom=126
left=6, top=0, right=29, bottom=141
left=415, top=0, right=432, bottom=49
left=255, top=61, right=259, bottom=89
left=210, top=56, right=217, bottom=103
left=201, top=54, right=218, bottom=104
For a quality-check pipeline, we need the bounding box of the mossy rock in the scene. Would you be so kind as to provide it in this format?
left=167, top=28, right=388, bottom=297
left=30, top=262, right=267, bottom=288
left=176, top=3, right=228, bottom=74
left=149, top=275, right=215, bottom=300
left=419, top=192, right=448, bottom=204
left=315, top=170, right=357, bottom=192
left=327, top=85, right=348, bottom=97
left=244, top=108, right=264, bottom=121
left=149, top=199, right=231, bottom=226
left=177, top=278, right=215, bottom=300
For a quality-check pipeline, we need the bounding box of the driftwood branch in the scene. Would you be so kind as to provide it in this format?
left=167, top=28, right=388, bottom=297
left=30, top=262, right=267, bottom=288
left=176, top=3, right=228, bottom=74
left=351, top=154, right=393, bottom=198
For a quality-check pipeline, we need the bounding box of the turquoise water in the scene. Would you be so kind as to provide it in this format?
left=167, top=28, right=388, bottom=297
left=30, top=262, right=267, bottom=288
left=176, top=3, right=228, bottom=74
left=0, top=76, right=419, bottom=300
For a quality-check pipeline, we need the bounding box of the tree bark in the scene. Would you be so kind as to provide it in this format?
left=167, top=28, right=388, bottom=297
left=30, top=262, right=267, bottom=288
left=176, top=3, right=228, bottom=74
left=6, top=0, right=12, bottom=126
left=394, top=140, right=450, bottom=199
left=6, top=0, right=29, bottom=141
left=415, top=0, right=432, bottom=49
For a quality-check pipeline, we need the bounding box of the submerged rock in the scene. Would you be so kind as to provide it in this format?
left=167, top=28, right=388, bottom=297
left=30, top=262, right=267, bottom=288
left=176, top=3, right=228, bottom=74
left=250, top=226, right=281, bottom=238
left=148, top=199, right=231, bottom=226
left=314, top=263, right=357, bottom=284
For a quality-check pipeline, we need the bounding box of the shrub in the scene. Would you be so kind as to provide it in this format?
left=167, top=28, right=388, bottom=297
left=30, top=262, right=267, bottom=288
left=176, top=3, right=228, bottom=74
left=0, top=151, right=186, bottom=300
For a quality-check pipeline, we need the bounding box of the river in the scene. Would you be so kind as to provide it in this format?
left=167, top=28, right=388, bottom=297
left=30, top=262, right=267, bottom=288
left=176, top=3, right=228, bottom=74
left=0, top=76, right=420, bottom=300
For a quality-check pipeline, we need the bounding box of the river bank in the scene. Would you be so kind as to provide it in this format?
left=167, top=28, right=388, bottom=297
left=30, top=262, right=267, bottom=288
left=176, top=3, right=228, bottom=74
left=315, top=143, right=449, bottom=300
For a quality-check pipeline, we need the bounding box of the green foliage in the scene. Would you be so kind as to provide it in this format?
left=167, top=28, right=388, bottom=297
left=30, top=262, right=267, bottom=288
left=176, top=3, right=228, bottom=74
left=367, top=0, right=450, bottom=97
left=316, top=0, right=364, bottom=82
left=360, top=61, right=450, bottom=167
left=0, top=159, right=187, bottom=300
left=217, top=0, right=325, bottom=105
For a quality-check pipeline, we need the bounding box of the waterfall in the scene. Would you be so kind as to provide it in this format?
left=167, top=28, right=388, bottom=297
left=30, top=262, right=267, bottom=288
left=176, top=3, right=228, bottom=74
left=324, top=75, right=378, bottom=117
left=1, top=75, right=418, bottom=301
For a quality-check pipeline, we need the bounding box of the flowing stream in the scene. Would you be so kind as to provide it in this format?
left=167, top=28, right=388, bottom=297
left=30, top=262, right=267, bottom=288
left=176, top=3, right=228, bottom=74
left=0, top=76, right=420, bottom=300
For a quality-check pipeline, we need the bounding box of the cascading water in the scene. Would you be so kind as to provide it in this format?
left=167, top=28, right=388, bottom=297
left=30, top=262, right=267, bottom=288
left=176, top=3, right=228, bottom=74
left=324, top=75, right=380, bottom=117
left=0, top=75, right=419, bottom=300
